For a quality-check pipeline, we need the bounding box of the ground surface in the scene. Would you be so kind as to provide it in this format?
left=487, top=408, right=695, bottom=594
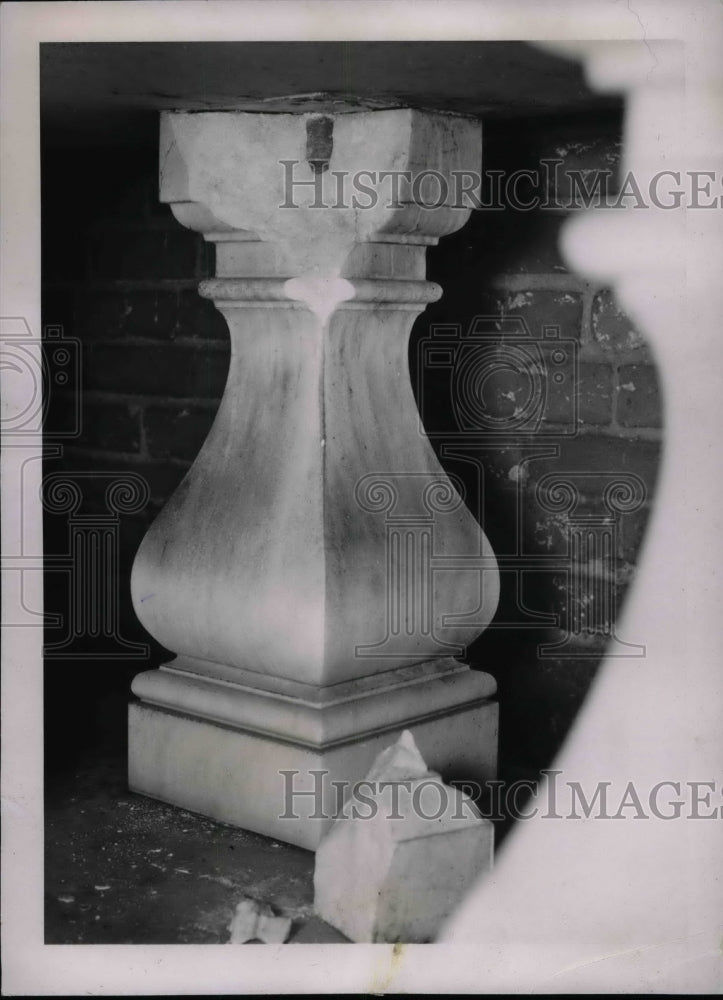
left=45, top=751, right=348, bottom=944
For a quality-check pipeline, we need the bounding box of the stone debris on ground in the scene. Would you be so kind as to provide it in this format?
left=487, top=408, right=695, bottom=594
left=45, top=752, right=333, bottom=944
left=227, top=896, right=293, bottom=944
left=313, top=729, right=494, bottom=944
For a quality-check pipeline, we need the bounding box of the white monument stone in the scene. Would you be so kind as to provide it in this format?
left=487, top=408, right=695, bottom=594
left=314, top=730, right=494, bottom=942
left=128, top=109, right=500, bottom=849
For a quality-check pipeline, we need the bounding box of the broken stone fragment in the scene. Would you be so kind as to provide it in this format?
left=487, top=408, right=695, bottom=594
left=364, top=727, right=433, bottom=783
left=227, top=896, right=292, bottom=944
left=313, top=730, right=494, bottom=943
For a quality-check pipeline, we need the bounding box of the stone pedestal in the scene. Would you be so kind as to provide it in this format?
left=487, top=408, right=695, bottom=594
left=128, top=109, right=499, bottom=849
left=130, top=658, right=497, bottom=850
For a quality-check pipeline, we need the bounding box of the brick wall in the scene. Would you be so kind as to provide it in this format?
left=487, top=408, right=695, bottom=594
left=42, top=112, right=662, bottom=774
left=415, top=113, right=662, bottom=775
left=42, top=144, right=228, bottom=759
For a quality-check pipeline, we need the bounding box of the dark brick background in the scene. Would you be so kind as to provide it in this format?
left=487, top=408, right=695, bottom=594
left=42, top=111, right=662, bottom=778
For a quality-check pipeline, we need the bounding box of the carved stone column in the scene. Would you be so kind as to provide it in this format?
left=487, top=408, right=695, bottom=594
left=128, top=109, right=499, bottom=849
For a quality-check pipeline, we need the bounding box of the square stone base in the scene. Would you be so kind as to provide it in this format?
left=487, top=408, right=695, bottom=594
left=128, top=698, right=497, bottom=851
